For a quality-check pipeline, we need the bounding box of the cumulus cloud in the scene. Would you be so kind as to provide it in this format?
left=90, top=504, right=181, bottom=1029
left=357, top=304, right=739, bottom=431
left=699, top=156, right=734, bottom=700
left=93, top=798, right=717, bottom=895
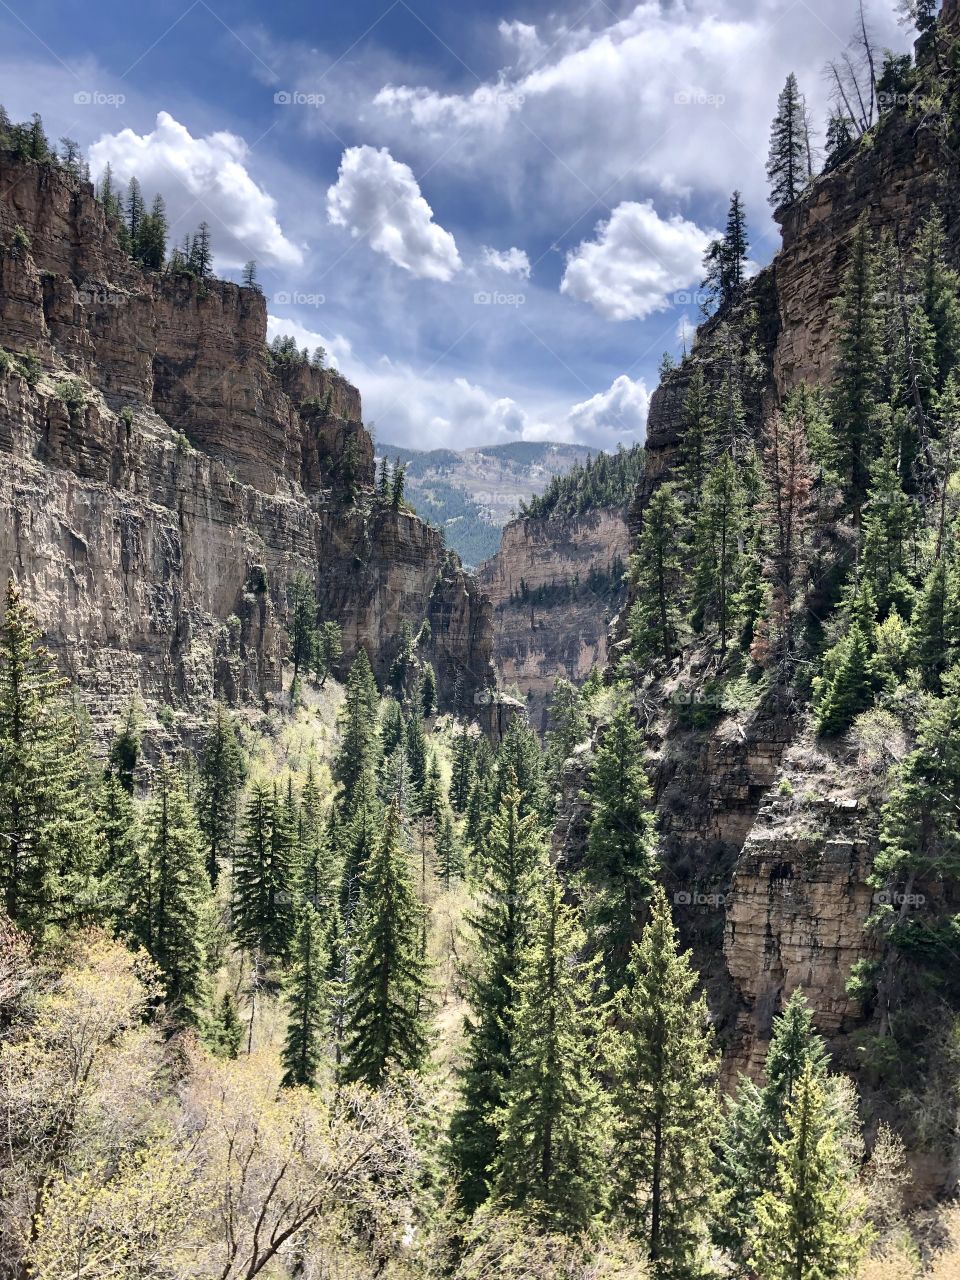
left=561, top=201, right=714, bottom=321
left=565, top=375, right=649, bottom=447
left=326, top=145, right=461, bottom=281
left=481, top=245, right=531, bottom=279
left=88, top=112, right=303, bottom=269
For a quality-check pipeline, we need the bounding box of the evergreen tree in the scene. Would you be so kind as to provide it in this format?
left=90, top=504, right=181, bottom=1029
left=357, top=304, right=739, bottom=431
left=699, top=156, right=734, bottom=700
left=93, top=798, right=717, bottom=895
left=433, top=808, right=463, bottom=888
left=125, top=177, right=145, bottom=251
left=718, top=991, right=830, bottom=1266
left=420, top=662, right=438, bottom=717
left=910, top=559, right=958, bottom=690
left=241, top=259, right=259, bottom=290
left=814, top=622, right=876, bottom=735
left=313, top=619, right=343, bottom=686
left=97, top=162, right=122, bottom=222
left=405, top=704, right=428, bottom=797
left=139, top=761, right=211, bottom=1020
left=342, top=799, right=430, bottom=1086
left=611, top=886, right=720, bottom=1276
left=767, top=73, right=809, bottom=208
left=450, top=722, right=476, bottom=812
left=679, top=368, right=713, bottom=507
left=281, top=902, right=329, bottom=1088
left=209, top=991, right=244, bottom=1059
left=582, top=701, right=658, bottom=989
left=190, top=221, right=212, bottom=278
left=702, top=191, right=749, bottom=311
left=748, top=1064, right=868, bottom=1280
left=832, top=217, right=884, bottom=502
left=376, top=454, right=390, bottom=499
left=450, top=777, right=546, bottom=1210
left=108, top=703, right=141, bottom=794
left=492, top=717, right=548, bottom=826
left=390, top=460, right=406, bottom=510
left=627, top=483, right=687, bottom=664
left=494, top=867, right=610, bottom=1231
left=137, top=193, right=167, bottom=269
left=859, top=439, right=919, bottom=615
left=762, top=407, right=814, bottom=663
left=196, top=704, right=246, bottom=887
left=233, top=781, right=294, bottom=959
left=544, top=677, right=588, bottom=786
left=334, top=649, right=382, bottom=814
left=692, top=454, right=745, bottom=654
left=0, top=579, right=99, bottom=931
left=287, top=572, right=318, bottom=699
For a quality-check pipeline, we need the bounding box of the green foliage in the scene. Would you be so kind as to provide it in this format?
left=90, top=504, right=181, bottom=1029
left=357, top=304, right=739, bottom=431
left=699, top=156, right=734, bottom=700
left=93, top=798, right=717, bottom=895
left=232, top=780, right=295, bottom=959
left=701, top=190, right=749, bottom=312
left=494, top=867, right=610, bottom=1232
left=334, top=649, right=382, bottom=815
left=196, top=705, right=246, bottom=886
left=692, top=453, right=746, bottom=654
left=831, top=217, right=884, bottom=500
left=544, top=677, right=588, bottom=786
left=582, top=702, right=658, bottom=990
left=767, top=73, right=810, bottom=209
left=627, top=482, right=687, bottom=664
left=281, top=902, right=329, bottom=1088
left=342, top=799, right=430, bottom=1086
left=611, top=885, right=720, bottom=1275
left=519, top=445, right=644, bottom=520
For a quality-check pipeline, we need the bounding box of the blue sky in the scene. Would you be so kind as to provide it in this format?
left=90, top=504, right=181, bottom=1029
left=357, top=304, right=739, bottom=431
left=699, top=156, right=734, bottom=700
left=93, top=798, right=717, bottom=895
left=0, top=0, right=910, bottom=449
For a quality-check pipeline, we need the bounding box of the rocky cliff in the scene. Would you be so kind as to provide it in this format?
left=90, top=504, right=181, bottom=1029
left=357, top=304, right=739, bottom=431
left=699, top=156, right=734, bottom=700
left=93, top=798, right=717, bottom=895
left=0, top=152, right=493, bottom=730
left=479, top=507, right=631, bottom=730
left=597, top=9, right=960, bottom=1117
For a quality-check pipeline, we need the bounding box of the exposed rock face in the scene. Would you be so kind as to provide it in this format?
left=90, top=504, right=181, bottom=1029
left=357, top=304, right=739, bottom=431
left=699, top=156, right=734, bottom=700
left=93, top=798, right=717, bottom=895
left=479, top=508, right=631, bottom=730
left=0, top=152, right=493, bottom=727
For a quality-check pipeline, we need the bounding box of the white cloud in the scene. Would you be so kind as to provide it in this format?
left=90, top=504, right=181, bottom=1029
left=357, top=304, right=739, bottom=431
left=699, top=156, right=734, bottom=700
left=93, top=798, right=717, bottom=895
left=565, top=375, right=649, bottom=447
left=326, top=145, right=461, bottom=282
left=498, top=19, right=544, bottom=71
left=561, top=200, right=714, bottom=321
left=88, top=111, right=303, bottom=269
left=481, top=245, right=531, bottom=279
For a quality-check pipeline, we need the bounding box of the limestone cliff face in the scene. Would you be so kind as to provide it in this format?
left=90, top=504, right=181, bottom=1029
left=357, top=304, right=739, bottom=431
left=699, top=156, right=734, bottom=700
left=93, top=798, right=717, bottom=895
left=479, top=507, right=631, bottom=730
left=0, top=152, right=492, bottom=726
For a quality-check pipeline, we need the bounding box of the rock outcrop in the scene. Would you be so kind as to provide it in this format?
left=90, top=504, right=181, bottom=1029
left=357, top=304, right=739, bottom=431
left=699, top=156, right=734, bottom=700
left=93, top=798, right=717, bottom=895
left=479, top=507, right=631, bottom=729
left=0, top=152, right=493, bottom=729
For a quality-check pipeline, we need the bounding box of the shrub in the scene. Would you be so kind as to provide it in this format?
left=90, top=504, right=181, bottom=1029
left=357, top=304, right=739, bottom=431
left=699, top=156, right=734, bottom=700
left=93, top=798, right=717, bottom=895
left=52, top=378, right=87, bottom=414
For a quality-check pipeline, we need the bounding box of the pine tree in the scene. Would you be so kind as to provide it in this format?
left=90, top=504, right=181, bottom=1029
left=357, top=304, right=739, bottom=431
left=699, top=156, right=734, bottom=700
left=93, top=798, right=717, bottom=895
left=492, top=717, right=548, bottom=826
left=139, top=761, right=211, bottom=1020
left=494, top=867, right=610, bottom=1231
left=910, top=559, right=958, bottom=690
left=450, top=722, right=476, bottom=812
left=692, top=454, right=746, bottom=654
left=334, top=649, right=382, bottom=814
left=420, top=662, right=438, bottom=717
left=233, top=781, right=294, bottom=959
left=287, top=572, right=318, bottom=699
left=702, top=191, right=749, bottom=311
left=241, top=259, right=259, bottom=290
left=762, top=407, right=814, bottom=663
left=544, top=677, right=588, bottom=786
left=313, top=619, right=343, bottom=686
left=405, top=704, right=428, bottom=797
left=281, top=902, right=329, bottom=1088
left=190, top=221, right=212, bottom=278
left=859, top=439, right=919, bottom=615
left=125, top=177, right=145, bottom=252
left=433, top=808, right=463, bottom=888
left=832, top=217, right=885, bottom=503
left=749, top=1063, right=869, bottom=1280
left=0, top=579, right=99, bottom=931
left=341, top=799, right=430, bottom=1086
left=209, top=991, right=244, bottom=1059
left=421, top=753, right=445, bottom=824
left=376, top=454, right=390, bottom=499
left=679, top=366, right=714, bottom=506
left=767, top=73, right=810, bottom=209
left=108, top=703, right=141, bottom=794
left=391, top=461, right=407, bottom=510
left=718, top=990, right=830, bottom=1266
left=814, top=622, right=876, bottom=735
left=627, top=483, right=687, bottom=665
left=450, top=776, right=547, bottom=1210
left=611, top=886, right=720, bottom=1276
left=137, top=193, right=167, bottom=269
left=582, top=701, right=658, bottom=989
left=196, top=704, right=246, bottom=887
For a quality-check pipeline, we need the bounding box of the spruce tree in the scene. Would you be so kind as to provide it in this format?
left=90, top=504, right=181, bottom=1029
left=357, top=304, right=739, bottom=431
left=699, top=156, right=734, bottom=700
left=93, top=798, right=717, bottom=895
left=494, top=867, right=610, bottom=1231
left=196, top=704, right=246, bottom=886
left=334, top=649, right=382, bottom=814
left=702, top=191, right=749, bottom=311
left=0, top=579, right=99, bottom=931
left=241, top=259, right=259, bottom=290
left=762, top=407, right=814, bottom=663
left=582, top=701, right=658, bottom=989
left=544, top=677, right=588, bottom=787
left=125, top=177, right=145, bottom=251
left=814, top=622, right=876, bottom=735
left=139, top=761, right=211, bottom=1021
left=314, top=619, right=343, bottom=686
left=832, top=217, right=884, bottom=502
left=767, top=73, right=809, bottom=209
left=433, top=808, right=463, bottom=888
left=450, top=722, right=476, bottom=812
left=859, top=439, right=919, bottom=614
left=281, top=902, right=329, bottom=1088
left=450, top=776, right=546, bottom=1210
left=108, top=704, right=141, bottom=794
left=287, top=572, right=318, bottom=698
left=341, top=798, right=430, bottom=1086
left=748, top=1063, right=868, bottom=1280
left=910, top=559, right=958, bottom=690
left=233, top=781, right=294, bottom=959
left=679, top=366, right=713, bottom=506
left=405, top=704, right=428, bottom=797
left=692, top=454, right=746, bottom=654
left=190, top=221, right=212, bottom=278
left=611, top=886, right=720, bottom=1276
left=420, top=662, right=438, bottom=717
left=492, top=717, right=548, bottom=826
left=627, top=483, right=687, bottom=665
left=209, top=991, right=244, bottom=1059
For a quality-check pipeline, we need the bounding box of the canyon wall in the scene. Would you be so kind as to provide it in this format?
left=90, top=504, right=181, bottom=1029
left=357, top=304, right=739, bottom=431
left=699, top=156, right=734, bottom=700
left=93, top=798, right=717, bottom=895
left=479, top=507, right=631, bottom=730
left=0, top=152, right=493, bottom=731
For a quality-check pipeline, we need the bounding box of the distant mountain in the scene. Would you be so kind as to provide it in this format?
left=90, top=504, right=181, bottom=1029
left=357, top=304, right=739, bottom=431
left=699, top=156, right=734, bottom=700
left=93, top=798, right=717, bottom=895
left=379, top=441, right=595, bottom=566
